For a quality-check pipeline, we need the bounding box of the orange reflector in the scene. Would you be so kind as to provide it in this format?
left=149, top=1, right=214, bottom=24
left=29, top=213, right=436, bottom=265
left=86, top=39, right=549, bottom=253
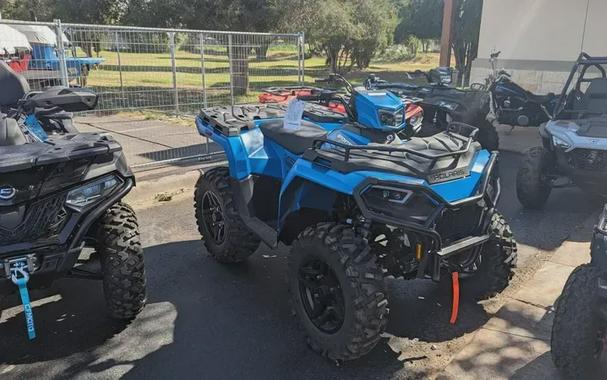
left=415, top=243, right=422, bottom=261
left=450, top=272, right=460, bottom=325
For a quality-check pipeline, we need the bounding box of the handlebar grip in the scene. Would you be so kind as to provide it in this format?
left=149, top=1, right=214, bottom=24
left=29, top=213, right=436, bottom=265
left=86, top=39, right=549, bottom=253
left=297, top=95, right=321, bottom=101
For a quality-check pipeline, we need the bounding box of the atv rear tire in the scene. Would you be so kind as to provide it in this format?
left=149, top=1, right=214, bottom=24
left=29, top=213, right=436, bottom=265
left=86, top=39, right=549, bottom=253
left=476, top=118, right=499, bottom=151
left=461, top=212, right=517, bottom=301
left=289, top=223, right=389, bottom=361
left=96, top=202, right=146, bottom=320
left=516, top=146, right=554, bottom=209
left=551, top=264, right=606, bottom=378
left=194, top=167, right=260, bottom=263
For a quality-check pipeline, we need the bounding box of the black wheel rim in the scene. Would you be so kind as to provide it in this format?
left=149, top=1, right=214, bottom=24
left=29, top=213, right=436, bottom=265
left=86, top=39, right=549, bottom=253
left=298, top=257, right=345, bottom=334
left=202, top=191, right=226, bottom=244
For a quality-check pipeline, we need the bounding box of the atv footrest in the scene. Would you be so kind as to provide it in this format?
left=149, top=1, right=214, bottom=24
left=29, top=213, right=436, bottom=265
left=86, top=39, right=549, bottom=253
left=437, top=234, right=491, bottom=258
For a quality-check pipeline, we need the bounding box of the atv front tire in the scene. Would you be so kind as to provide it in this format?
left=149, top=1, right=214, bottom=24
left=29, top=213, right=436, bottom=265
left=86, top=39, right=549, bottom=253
left=516, top=146, right=554, bottom=209
left=194, top=167, right=260, bottom=263
left=551, top=264, right=606, bottom=378
left=461, top=212, right=517, bottom=301
left=289, top=223, right=389, bottom=361
left=96, top=202, right=146, bottom=319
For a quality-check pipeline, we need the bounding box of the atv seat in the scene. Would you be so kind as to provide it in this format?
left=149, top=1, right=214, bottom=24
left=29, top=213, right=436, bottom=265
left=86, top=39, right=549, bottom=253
left=0, top=117, right=27, bottom=146
left=259, top=120, right=327, bottom=155
left=0, top=61, right=30, bottom=108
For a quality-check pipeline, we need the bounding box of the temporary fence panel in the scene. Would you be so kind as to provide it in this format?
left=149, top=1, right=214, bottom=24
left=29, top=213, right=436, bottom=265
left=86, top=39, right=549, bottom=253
left=0, top=19, right=304, bottom=168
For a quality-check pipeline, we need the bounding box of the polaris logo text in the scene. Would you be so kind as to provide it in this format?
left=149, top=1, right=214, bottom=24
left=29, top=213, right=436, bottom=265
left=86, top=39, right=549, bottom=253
left=0, top=186, right=16, bottom=200
left=429, top=169, right=467, bottom=183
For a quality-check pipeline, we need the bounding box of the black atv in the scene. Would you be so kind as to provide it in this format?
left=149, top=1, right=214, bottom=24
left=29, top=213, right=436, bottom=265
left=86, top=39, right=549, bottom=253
left=551, top=205, right=607, bottom=377
left=0, top=62, right=145, bottom=337
left=365, top=73, right=499, bottom=151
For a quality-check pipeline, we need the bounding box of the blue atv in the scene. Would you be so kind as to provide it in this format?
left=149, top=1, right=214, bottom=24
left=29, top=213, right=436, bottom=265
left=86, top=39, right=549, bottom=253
left=193, top=93, right=517, bottom=360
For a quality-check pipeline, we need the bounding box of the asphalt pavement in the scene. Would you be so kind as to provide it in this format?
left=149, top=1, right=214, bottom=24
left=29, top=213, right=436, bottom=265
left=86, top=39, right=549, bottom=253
left=0, top=151, right=602, bottom=380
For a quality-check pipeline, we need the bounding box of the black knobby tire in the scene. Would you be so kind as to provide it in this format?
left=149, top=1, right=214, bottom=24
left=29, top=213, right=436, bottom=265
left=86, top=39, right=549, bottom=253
left=551, top=264, right=606, bottom=378
left=96, top=202, right=146, bottom=319
left=289, top=223, right=389, bottom=361
left=516, top=146, right=553, bottom=209
left=194, top=167, right=260, bottom=263
left=475, top=118, right=500, bottom=151
left=461, top=212, right=517, bottom=301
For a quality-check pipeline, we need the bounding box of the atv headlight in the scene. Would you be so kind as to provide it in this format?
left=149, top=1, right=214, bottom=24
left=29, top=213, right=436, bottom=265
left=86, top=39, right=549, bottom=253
left=379, top=109, right=405, bottom=128
left=360, top=185, right=437, bottom=224
left=552, top=135, right=571, bottom=149
left=66, top=175, right=121, bottom=210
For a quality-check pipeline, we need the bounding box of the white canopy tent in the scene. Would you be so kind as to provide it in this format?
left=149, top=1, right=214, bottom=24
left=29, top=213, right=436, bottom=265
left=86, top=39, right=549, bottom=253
left=9, top=24, right=71, bottom=46
left=0, top=24, right=32, bottom=54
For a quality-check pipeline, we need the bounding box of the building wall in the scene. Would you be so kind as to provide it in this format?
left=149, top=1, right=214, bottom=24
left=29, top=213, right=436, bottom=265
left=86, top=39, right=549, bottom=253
left=470, top=0, right=607, bottom=93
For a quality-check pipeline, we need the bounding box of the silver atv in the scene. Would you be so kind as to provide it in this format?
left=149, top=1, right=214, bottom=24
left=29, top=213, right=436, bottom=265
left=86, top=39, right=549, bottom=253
left=517, top=53, right=607, bottom=208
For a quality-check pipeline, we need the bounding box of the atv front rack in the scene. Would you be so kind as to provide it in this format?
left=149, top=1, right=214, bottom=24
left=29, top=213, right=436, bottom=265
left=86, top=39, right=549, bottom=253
left=303, top=123, right=479, bottom=183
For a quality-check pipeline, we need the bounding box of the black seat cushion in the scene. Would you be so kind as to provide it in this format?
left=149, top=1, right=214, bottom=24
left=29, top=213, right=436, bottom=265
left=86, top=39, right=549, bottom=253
left=259, top=120, right=327, bottom=154
left=0, top=61, right=30, bottom=107
left=585, top=78, right=607, bottom=114
left=526, top=91, right=555, bottom=104
left=0, top=117, right=27, bottom=146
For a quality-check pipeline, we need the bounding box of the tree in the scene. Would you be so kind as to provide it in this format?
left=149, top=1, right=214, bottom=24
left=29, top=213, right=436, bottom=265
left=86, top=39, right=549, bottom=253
left=395, top=0, right=442, bottom=52
left=451, top=0, right=483, bottom=86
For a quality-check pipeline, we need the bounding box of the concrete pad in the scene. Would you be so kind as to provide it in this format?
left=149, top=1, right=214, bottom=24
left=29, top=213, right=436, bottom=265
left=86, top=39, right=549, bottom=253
left=483, top=299, right=553, bottom=341
left=514, top=261, right=575, bottom=308
left=549, top=240, right=591, bottom=267
left=441, top=328, right=550, bottom=379
left=496, top=124, right=542, bottom=155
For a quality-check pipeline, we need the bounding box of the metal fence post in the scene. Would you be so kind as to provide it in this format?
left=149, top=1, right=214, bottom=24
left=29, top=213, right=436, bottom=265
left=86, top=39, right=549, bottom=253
left=200, top=33, right=208, bottom=108
left=228, top=34, right=235, bottom=107
left=54, top=19, right=69, bottom=87
left=114, top=31, right=125, bottom=104
left=168, top=32, right=179, bottom=114
left=298, top=32, right=305, bottom=85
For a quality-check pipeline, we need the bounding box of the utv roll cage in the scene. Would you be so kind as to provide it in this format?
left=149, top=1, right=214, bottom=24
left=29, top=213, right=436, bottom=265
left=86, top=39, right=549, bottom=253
left=553, top=52, right=607, bottom=118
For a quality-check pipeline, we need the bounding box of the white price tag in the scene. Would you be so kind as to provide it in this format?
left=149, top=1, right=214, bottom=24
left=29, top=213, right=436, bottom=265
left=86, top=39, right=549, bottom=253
left=283, top=98, right=305, bottom=130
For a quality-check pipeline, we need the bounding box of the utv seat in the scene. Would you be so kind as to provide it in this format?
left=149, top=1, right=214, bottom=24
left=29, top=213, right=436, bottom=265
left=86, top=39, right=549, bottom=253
left=0, top=117, right=27, bottom=146
left=584, top=78, right=607, bottom=114
left=259, top=120, right=327, bottom=155
left=0, top=61, right=30, bottom=108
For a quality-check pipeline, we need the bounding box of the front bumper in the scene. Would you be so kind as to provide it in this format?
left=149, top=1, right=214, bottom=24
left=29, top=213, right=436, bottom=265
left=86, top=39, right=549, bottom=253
left=354, top=153, right=500, bottom=281
left=0, top=178, right=133, bottom=290
left=555, top=148, right=607, bottom=192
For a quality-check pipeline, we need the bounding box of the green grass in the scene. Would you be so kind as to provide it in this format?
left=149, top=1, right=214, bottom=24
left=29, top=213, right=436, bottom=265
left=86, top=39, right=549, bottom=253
left=81, top=46, right=439, bottom=92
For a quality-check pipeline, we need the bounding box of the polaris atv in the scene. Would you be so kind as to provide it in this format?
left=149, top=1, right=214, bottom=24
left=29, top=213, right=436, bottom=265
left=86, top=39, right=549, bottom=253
left=0, top=62, right=145, bottom=338
left=551, top=204, right=607, bottom=377
left=516, top=53, right=607, bottom=208
left=193, top=92, right=517, bottom=359
left=258, top=82, right=424, bottom=134
left=365, top=73, right=499, bottom=151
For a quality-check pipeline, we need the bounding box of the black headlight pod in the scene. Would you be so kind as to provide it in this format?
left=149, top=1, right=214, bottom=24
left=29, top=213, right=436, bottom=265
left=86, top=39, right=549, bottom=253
left=378, top=108, right=404, bottom=128
left=360, top=185, right=438, bottom=224
left=66, top=175, right=122, bottom=210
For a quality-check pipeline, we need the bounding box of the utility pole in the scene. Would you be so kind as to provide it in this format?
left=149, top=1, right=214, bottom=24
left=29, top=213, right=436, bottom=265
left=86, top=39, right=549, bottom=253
left=439, top=0, right=455, bottom=67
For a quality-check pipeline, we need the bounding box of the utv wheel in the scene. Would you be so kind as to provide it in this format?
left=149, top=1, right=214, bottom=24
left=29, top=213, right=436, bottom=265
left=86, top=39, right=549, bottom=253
left=194, top=167, right=260, bottom=263
left=461, top=212, right=517, bottom=301
left=289, top=223, right=389, bottom=361
left=516, top=146, right=554, bottom=209
left=96, top=202, right=146, bottom=319
left=551, top=264, right=606, bottom=378
left=476, top=118, right=499, bottom=151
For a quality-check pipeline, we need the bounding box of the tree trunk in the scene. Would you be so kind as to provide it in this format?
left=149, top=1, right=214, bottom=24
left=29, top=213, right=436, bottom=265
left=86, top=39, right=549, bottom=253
left=231, top=46, right=250, bottom=96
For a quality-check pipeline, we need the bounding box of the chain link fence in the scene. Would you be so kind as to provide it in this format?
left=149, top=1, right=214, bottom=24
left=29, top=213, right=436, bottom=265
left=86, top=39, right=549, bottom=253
left=0, top=19, right=305, bottom=168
